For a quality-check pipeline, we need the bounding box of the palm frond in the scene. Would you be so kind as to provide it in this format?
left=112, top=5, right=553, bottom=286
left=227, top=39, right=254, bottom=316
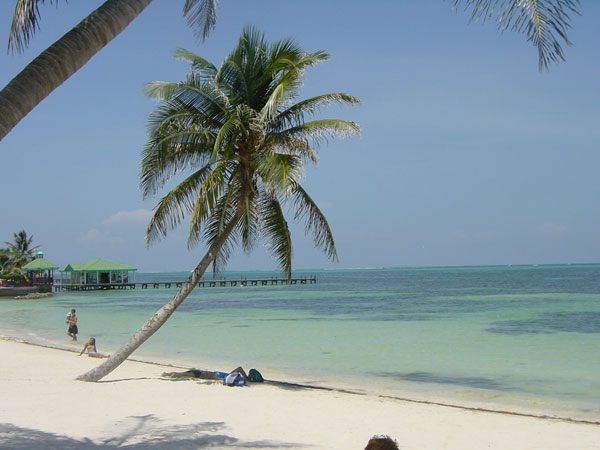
left=260, top=82, right=286, bottom=123
left=8, top=0, right=57, bottom=54
left=172, top=47, right=218, bottom=80
left=169, top=81, right=228, bottom=125
left=145, top=85, right=227, bottom=135
left=290, top=183, right=338, bottom=262
left=144, top=81, right=181, bottom=102
left=237, top=194, right=261, bottom=254
left=199, top=177, right=239, bottom=268
left=261, top=193, right=293, bottom=278
left=255, top=151, right=304, bottom=193
left=141, top=122, right=216, bottom=198
left=145, top=166, right=212, bottom=245
left=452, top=0, right=580, bottom=70
left=211, top=111, right=242, bottom=162
left=293, top=49, right=331, bottom=71
left=264, top=134, right=319, bottom=164
left=279, top=119, right=361, bottom=148
left=182, top=0, right=219, bottom=41
left=271, top=93, right=361, bottom=132
left=187, top=160, right=232, bottom=245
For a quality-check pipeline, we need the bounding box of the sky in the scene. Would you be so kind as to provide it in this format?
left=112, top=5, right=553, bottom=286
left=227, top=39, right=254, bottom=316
left=1, top=1, right=599, bottom=273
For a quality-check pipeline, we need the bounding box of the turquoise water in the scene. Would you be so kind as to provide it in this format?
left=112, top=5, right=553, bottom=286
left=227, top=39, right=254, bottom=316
left=1, top=265, right=599, bottom=420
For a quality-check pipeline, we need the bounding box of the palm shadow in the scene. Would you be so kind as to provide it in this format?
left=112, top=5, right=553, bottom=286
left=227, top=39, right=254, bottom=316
left=0, top=416, right=306, bottom=449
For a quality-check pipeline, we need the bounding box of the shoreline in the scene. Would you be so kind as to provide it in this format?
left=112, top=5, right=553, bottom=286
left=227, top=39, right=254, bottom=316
left=1, top=338, right=599, bottom=449
left=3, top=335, right=599, bottom=427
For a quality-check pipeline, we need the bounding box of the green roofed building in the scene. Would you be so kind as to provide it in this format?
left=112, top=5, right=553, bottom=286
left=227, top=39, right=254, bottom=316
left=61, top=258, right=136, bottom=285
left=22, top=252, right=59, bottom=286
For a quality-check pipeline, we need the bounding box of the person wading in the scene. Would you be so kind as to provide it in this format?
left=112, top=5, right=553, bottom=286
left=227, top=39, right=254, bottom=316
left=67, top=309, right=78, bottom=341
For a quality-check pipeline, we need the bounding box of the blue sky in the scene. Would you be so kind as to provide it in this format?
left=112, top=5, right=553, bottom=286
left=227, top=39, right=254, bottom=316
left=1, top=1, right=599, bottom=272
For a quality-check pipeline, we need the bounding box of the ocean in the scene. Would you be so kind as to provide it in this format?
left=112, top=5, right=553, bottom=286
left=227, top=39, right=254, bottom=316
left=1, top=264, right=599, bottom=421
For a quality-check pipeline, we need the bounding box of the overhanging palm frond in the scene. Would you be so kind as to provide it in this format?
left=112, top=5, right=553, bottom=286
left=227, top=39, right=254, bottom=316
left=291, top=183, right=338, bottom=263
left=8, top=0, right=55, bottom=54
left=182, top=0, right=219, bottom=41
left=452, top=0, right=580, bottom=70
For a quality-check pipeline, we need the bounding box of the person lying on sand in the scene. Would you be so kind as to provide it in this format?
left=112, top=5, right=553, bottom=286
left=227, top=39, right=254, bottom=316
left=161, top=366, right=248, bottom=381
left=78, top=337, right=107, bottom=358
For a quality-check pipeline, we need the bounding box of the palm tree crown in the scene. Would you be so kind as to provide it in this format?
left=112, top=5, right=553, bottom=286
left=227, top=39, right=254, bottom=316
left=1, top=229, right=40, bottom=274
left=141, top=26, right=361, bottom=276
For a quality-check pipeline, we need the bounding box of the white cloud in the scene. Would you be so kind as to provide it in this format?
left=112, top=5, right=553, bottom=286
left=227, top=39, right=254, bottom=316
left=448, top=229, right=467, bottom=240
left=540, top=223, right=567, bottom=238
left=474, top=231, right=492, bottom=241
left=103, top=209, right=153, bottom=226
left=447, top=229, right=492, bottom=241
left=77, top=229, right=123, bottom=246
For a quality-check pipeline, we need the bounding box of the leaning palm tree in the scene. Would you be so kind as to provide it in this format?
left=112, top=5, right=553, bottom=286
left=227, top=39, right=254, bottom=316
left=0, top=0, right=215, bottom=142
left=76, top=26, right=360, bottom=382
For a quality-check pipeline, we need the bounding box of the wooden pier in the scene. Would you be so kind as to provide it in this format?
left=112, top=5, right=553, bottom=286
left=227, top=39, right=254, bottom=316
left=53, top=276, right=316, bottom=292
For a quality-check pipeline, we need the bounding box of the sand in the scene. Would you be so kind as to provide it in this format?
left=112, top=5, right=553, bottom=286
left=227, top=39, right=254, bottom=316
left=0, top=338, right=598, bottom=449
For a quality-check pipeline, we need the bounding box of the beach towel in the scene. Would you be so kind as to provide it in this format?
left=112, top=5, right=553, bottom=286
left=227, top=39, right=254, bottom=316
left=223, top=372, right=245, bottom=387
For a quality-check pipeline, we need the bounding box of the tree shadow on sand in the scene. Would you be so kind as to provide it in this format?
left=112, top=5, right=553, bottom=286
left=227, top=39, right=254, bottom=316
left=0, top=416, right=306, bottom=449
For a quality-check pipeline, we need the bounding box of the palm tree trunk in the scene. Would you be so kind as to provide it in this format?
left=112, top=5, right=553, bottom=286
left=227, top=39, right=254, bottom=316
left=76, top=204, right=246, bottom=382
left=0, top=0, right=153, bottom=142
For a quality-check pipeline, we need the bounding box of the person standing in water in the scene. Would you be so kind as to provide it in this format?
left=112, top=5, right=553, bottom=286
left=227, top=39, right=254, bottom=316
left=67, top=309, right=78, bottom=341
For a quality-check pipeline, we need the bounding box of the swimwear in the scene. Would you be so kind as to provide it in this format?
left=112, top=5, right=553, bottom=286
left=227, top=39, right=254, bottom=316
left=188, top=369, right=223, bottom=379
left=189, top=369, right=210, bottom=378
left=68, top=325, right=78, bottom=334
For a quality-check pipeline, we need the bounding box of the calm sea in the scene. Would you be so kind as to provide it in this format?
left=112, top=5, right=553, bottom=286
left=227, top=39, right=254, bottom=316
left=1, top=265, right=599, bottom=421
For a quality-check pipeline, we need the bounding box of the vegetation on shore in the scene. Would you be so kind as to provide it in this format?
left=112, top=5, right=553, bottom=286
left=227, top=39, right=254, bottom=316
left=0, top=229, right=39, bottom=279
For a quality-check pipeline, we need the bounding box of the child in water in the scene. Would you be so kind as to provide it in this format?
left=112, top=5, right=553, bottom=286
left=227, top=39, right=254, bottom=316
left=78, top=337, right=107, bottom=358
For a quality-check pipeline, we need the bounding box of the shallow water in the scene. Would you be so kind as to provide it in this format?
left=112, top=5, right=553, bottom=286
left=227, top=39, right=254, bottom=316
left=1, top=265, right=599, bottom=420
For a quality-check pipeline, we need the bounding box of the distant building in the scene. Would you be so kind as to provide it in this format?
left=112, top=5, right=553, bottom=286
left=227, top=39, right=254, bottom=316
left=61, top=258, right=137, bottom=285
left=22, top=252, right=59, bottom=286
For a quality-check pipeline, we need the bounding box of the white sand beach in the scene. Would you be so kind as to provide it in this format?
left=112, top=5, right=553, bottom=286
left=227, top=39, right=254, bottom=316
left=0, top=338, right=598, bottom=449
